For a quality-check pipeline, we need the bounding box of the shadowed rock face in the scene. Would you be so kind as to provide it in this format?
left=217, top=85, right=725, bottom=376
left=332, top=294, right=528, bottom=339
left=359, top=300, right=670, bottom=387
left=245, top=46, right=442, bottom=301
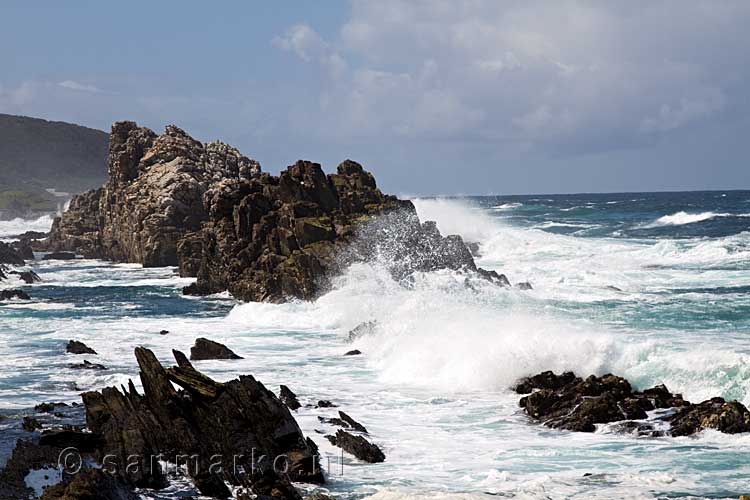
left=43, top=122, right=261, bottom=267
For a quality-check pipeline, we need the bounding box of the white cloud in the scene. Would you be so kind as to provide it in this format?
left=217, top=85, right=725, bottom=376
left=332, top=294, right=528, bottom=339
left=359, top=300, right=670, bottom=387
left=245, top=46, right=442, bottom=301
left=57, top=80, right=104, bottom=93
left=275, top=1, right=750, bottom=153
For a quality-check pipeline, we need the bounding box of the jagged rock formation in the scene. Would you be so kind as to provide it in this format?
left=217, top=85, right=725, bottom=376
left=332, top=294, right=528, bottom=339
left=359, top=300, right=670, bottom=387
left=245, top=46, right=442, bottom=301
left=82, top=347, right=321, bottom=496
left=43, top=122, right=260, bottom=267
left=515, top=371, right=750, bottom=436
left=181, top=159, right=478, bottom=302
left=45, top=120, right=499, bottom=302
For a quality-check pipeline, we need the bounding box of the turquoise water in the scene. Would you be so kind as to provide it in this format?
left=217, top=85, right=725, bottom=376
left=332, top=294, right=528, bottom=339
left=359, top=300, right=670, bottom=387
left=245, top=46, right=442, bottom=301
left=1, top=191, right=749, bottom=499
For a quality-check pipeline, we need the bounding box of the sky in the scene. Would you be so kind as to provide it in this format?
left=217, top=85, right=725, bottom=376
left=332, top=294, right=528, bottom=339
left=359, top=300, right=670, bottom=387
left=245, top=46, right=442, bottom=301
left=1, top=1, right=749, bottom=195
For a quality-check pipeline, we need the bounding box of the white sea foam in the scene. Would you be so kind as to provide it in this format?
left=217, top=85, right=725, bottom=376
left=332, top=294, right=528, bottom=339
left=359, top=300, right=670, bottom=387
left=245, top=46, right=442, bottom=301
left=642, top=210, right=750, bottom=228
left=0, top=214, right=54, bottom=238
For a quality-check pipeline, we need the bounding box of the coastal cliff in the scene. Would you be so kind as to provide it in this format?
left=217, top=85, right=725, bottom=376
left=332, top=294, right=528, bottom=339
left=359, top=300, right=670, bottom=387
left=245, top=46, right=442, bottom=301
left=45, top=121, right=486, bottom=302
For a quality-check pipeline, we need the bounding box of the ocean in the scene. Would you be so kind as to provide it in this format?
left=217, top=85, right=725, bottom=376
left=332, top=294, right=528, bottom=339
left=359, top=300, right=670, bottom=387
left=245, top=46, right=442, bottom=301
left=1, top=190, right=749, bottom=499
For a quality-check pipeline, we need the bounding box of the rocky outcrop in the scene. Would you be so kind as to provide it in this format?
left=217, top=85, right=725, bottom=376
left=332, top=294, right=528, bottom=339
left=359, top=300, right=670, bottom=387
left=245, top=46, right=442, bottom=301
left=181, top=159, right=479, bottom=302
left=40, top=469, right=137, bottom=500
left=515, top=371, right=750, bottom=436
left=43, top=188, right=103, bottom=258
left=0, top=242, right=25, bottom=266
left=326, top=430, right=385, bottom=463
left=66, top=340, right=97, bottom=355
left=189, top=338, right=243, bottom=360
left=45, top=120, right=502, bottom=302
left=82, top=347, right=322, bottom=496
left=43, top=122, right=260, bottom=266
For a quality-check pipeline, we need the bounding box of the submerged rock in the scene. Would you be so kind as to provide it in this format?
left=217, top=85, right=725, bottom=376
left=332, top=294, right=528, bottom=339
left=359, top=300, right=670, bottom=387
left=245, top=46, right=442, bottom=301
left=66, top=340, right=97, bottom=355
left=69, top=360, right=107, bottom=370
left=0, top=289, right=30, bottom=301
left=34, top=402, right=69, bottom=413
left=10, top=270, right=41, bottom=284
left=515, top=281, right=533, bottom=290
left=189, top=337, right=243, bottom=361
left=42, top=252, right=76, bottom=260
left=344, top=349, right=362, bottom=356
left=326, top=430, right=385, bottom=463
left=516, top=370, right=748, bottom=437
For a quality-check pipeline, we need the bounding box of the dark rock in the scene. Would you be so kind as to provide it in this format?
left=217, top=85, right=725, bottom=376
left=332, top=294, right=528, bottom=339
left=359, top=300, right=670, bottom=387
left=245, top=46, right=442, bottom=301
left=10, top=270, right=41, bottom=284
left=0, top=242, right=25, bottom=266
left=515, top=281, right=533, bottom=290
left=193, top=474, right=231, bottom=499
left=605, top=285, right=623, bottom=292
left=325, top=430, right=385, bottom=463
left=513, top=371, right=579, bottom=394
left=317, top=400, right=336, bottom=408
left=35, top=402, right=69, bottom=413
left=13, top=231, right=47, bottom=240
left=0, top=289, right=30, bottom=301
left=668, top=397, right=750, bottom=436
left=39, top=430, right=103, bottom=452
left=69, top=360, right=107, bottom=370
left=40, top=468, right=138, bottom=500
left=22, top=416, right=43, bottom=432
left=337, top=411, right=368, bottom=434
left=189, top=338, right=243, bottom=361
left=280, top=385, right=302, bottom=411
left=0, top=440, right=65, bottom=500
left=43, top=251, right=77, bottom=260
left=66, top=340, right=97, bottom=355
left=477, top=268, right=510, bottom=287
left=81, top=347, right=322, bottom=492
left=11, top=240, right=34, bottom=261
left=344, top=350, right=362, bottom=356
left=159, top=329, right=169, bottom=335
left=181, top=159, right=481, bottom=303
left=518, top=370, right=750, bottom=437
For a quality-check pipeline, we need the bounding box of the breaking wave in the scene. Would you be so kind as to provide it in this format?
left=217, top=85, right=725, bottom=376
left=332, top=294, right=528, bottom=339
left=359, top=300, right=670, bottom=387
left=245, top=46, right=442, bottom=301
left=0, top=215, right=54, bottom=239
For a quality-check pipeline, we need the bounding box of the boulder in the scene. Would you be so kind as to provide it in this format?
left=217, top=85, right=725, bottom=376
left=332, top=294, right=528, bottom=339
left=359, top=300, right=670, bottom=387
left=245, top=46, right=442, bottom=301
left=280, top=385, right=302, bottom=410
left=189, top=338, right=243, bottom=361
left=344, top=350, right=362, bottom=356
left=325, top=430, right=385, bottom=463
left=337, top=411, right=368, bottom=433
left=668, top=397, right=750, bottom=436
left=11, top=240, right=34, bottom=261
left=66, top=340, right=97, bottom=355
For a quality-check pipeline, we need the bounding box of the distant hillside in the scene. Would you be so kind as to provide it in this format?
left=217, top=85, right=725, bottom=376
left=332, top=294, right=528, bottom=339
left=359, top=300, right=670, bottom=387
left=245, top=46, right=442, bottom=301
left=0, top=114, right=108, bottom=217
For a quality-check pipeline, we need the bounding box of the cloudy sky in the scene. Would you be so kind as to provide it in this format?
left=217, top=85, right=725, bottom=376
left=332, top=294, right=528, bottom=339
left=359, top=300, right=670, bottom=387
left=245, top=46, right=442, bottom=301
left=2, top=1, right=749, bottom=194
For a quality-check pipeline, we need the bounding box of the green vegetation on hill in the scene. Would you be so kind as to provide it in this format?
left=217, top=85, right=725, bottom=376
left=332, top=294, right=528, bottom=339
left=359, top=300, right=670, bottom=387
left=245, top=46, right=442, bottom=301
left=0, top=113, right=108, bottom=217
